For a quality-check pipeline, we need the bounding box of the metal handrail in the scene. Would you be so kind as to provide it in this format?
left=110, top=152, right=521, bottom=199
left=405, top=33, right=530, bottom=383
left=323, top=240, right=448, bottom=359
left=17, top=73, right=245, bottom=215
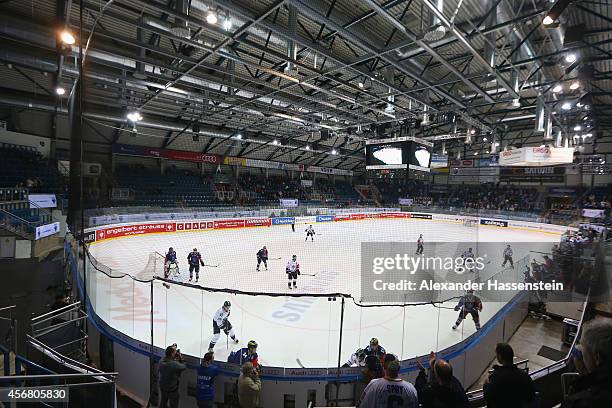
left=31, top=301, right=81, bottom=325
left=0, top=373, right=118, bottom=380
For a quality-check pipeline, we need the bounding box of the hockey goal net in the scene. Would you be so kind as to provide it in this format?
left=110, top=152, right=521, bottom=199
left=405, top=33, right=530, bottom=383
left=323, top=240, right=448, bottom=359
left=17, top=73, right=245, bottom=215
left=462, top=218, right=479, bottom=227
left=136, top=252, right=166, bottom=280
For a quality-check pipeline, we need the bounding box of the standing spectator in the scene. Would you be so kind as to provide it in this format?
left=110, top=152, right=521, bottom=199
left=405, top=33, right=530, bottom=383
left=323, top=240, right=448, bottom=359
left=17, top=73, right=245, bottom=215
left=196, top=351, right=219, bottom=408
left=238, top=362, right=262, bottom=408
left=357, top=360, right=418, bottom=408
left=361, top=355, right=383, bottom=384
left=159, top=344, right=186, bottom=408
left=483, top=343, right=535, bottom=408
left=562, top=318, right=612, bottom=408
left=415, top=351, right=469, bottom=408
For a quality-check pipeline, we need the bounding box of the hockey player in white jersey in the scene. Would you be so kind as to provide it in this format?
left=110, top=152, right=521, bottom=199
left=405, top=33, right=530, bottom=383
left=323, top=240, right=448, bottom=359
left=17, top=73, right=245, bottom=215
left=208, top=301, right=239, bottom=352
left=305, top=225, right=315, bottom=241
left=344, top=348, right=367, bottom=367
left=286, top=254, right=300, bottom=289
left=461, top=247, right=476, bottom=274
left=357, top=359, right=418, bottom=408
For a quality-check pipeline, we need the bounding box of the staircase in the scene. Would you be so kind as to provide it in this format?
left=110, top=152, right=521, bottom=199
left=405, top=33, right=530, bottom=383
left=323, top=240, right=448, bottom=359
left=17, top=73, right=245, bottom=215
left=0, top=209, right=36, bottom=240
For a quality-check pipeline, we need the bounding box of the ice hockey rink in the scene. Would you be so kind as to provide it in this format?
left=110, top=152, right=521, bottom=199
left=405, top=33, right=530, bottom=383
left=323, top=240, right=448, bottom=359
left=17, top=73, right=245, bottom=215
left=87, top=218, right=561, bottom=368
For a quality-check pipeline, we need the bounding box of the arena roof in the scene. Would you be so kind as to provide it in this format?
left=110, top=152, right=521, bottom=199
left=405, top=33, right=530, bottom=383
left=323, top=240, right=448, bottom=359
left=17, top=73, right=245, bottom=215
left=0, top=0, right=610, bottom=169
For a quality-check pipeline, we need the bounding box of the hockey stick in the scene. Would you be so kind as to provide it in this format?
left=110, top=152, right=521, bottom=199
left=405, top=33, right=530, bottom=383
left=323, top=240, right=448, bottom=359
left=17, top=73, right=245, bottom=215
left=269, top=257, right=282, bottom=260
left=301, top=272, right=319, bottom=277
left=203, top=263, right=220, bottom=268
left=296, top=358, right=305, bottom=368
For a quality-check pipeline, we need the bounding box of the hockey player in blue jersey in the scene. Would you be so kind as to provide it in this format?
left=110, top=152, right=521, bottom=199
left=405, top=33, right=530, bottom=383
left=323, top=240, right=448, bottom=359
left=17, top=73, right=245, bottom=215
left=452, top=290, right=483, bottom=331
left=227, top=340, right=259, bottom=369
left=364, top=338, right=386, bottom=363
left=187, top=248, right=205, bottom=282
left=165, top=247, right=179, bottom=278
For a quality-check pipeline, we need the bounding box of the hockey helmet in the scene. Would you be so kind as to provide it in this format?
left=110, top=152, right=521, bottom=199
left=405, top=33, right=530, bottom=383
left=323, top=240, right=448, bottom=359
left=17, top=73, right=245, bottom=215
left=193, top=248, right=197, bottom=251
left=370, top=337, right=379, bottom=346
left=223, top=301, right=231, bottom=308
left=247, top=340, right=258, bottom=349
left=356, top=348, right=366, bottom=358
left=292, top=254, right=297, bottom=260
left=169, top=247, right=173, bottom=251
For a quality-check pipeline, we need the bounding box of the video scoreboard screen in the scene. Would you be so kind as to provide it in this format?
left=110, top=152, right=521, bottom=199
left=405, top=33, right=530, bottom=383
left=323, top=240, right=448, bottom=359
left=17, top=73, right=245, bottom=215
left=365, top=137, right=433, bottom=172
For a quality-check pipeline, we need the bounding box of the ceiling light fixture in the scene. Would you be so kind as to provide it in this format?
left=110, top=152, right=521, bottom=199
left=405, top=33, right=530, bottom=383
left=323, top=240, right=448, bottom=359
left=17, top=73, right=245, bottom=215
left=60, top=30, right=75, bottom=45
left=206, top=11, right=218, bottom=25
left=565, top=53, right=577, bottom=63
left=569, top=81, right=580, bottom=90
left=222, top=17, right=232, bottom=30
left=561, top=102, right=572, bottom=110
left=55, top=86, right=66, bottom=96
left=127, top=111, right=143, bottom=122
left=552, top=84, right=563, bottom=93
left=574, top=125, right=581, bottom=131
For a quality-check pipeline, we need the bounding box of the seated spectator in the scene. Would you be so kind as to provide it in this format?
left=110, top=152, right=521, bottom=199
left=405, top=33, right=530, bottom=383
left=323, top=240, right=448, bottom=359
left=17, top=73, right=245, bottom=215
left=238, top=362, right=262, bottom=408
left=196, top=351, right=219, bottom=408
left=357, top=359, right=418, bottom=407
left=562, top=318, right=612, bottom=408
left=483, top=343, right=535, bottom=408
left=415, top=351, right=469, bottom=408
left=159, top=344, right=186, bottom=408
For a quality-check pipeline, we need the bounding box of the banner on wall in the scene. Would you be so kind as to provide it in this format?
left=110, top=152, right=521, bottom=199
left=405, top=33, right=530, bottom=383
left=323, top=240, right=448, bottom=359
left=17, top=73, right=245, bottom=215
left=280, top=199, right=298, bottom=207
left=480, top=219, right=508, bottom=227
left=113, top=144, right=221, bottom=164
left=300, top=179, right=313, bottom=187
left=272, top=217, right=295, bottom=225
left=398, top=198, right=414, bottom=205
left=582, top=209, right=605, bottom=218
left=499, top=147, right=573, bottom=166
left=449, top=159, right=475, bottom=167
left=35, top=222, right=60, bottom=240
left=430, top=154, right=448, bottom=168
left=316, top=215, right=334, bottom=222
left=29, top=194, right=57, bottom=209
left=499, top=166, right=565, bottom=182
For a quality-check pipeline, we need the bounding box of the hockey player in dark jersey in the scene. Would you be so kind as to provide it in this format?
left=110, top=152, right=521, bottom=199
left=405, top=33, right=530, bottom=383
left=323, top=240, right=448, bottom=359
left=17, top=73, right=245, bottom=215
left=256, top=246, right=268, bottom=271
left=452, top=290, right=483, bottom=330
left=364, top=337, right=387, bottom=363
left=164, top=247, right=179, bottom=278
left=187, top=248, right=205, bottom=282
left=227, top=340, right=259, bottom=369
left=416, top=234, right=424, bottom=255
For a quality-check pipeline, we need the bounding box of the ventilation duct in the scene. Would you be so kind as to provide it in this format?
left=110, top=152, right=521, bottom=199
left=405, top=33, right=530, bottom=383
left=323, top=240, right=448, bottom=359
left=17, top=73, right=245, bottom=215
left=424, top=0, right=446, bottom=42
left=285, top=4, right=298, bottom=76
left=510, top=32, right=521, bottom=107
left=483, top=0, right=497, bottom=69
left=133, top=20, right=147, bottom=80
left=543, top=112, right=553, bottom=141
left=171, top=0, right=190, bottom=38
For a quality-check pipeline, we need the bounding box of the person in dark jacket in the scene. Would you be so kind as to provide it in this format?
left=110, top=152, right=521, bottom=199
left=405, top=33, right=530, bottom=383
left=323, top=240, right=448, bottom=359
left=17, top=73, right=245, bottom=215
left=562, top=318, right=612, bottom=408
left=415, top=351, right=469, bottom=408
left=159, top=344, right=186, bottom=408
left=483, top=343, right=535, bottom=408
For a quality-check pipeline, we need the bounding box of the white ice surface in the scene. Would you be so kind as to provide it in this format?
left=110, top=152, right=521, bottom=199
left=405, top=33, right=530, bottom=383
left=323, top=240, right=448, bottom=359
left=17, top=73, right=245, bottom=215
left=88, top=219, right=560, bottom=367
